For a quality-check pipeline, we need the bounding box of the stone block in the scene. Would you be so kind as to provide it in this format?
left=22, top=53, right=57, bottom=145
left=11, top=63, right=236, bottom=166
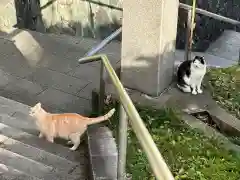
left=88, top=125, right=114, bottom=139
left=87, top=124, right=118, bottom=180
left=89, top=136, right=117, bottom=156
left=90, top=155, right=117, bottom=179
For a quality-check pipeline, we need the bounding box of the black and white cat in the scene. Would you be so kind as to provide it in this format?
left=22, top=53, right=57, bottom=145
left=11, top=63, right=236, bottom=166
left=177, top=55, right=206, bottom=95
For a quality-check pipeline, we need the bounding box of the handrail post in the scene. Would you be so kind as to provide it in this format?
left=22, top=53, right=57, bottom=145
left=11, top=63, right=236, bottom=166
left=185, top=0, right=196, bottom=61
left=117, top=105, right=128, bottom=180
left=79, top=55, right=175, bottom=180
left=99, top=61, right=105, bottom=114
left=189, top=0, right=197, bottom=52
left=184, top=9, right=192, bottom=61
left=238, top=49, right=240, bottom=65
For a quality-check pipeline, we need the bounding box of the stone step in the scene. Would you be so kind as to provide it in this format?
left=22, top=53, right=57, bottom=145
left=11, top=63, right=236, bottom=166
left=0, top=163, right=41, bottom=180
left=0, top=114, right=37, bottom=136
left=0, top=134, right=78, bottom=172
left=0, top=123, right=84, bottom=163
left=0, top=148, right=84, bottom=180
left=0, top=96, right=30, bottom=115
left=0, top=147, right=53, bottom=179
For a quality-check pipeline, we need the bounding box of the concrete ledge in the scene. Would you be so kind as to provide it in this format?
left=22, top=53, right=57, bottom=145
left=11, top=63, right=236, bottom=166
left=105, top=84, right=240, bottom=153
left=180, top=112, right=240, bottom=153
left=87, top=124, right=118, bottom=180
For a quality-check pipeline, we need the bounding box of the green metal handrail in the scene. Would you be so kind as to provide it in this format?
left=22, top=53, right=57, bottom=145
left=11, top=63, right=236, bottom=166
left=78, top=54, right=174, bottom=180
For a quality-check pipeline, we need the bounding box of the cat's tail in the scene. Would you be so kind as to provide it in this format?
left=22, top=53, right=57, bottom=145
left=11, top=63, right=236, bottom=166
left=177, top=83, right=191, bottom=93
left=87, top=108, right=116, bottom=125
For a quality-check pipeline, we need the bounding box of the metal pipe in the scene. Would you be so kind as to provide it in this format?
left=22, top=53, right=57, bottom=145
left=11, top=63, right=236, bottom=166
left=76, top=1, right=240, bottom=26
left=82, top=27, right=122, bottom=58
left=117, top=105, right=128, bottom=180
left=81, top=3, right=240, bottom=64
left=99, top=61, right=105, bottom=114
left=79, top=54, right=175, bottom=180
left=238, top=49, right=240, bottom=65
left=179, top=3, right=240, bottom=25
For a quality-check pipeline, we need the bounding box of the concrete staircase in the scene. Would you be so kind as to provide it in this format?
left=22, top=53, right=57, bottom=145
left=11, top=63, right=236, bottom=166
left=0, top=96, right=86, bottom=180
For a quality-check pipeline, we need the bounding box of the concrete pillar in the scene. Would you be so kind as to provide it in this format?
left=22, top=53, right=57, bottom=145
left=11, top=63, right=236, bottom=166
left=121, top=0, right=179, bottom=96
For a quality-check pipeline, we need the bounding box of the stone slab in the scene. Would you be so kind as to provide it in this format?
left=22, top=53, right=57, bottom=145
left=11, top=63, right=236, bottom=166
left=0, top=114, right=37, bottom=135
left=0, top=163, right=41, bottom=180
left=0, top=90, right=39, bottom=106
left=207, top=43, right=239, bottom=61
left=26, top=68, right=90, bottom=96
left=0, top=96, right=30, bottom=110
left=88, top=125, right=114, bottom=139
left=77, top=83, right=99, bottom=100
left=0, top=147, right=53, bottom=179
left=0, top=134, right=78, bottom=172
left=36, top=88, right=91, bottom=114
left=89, top=136, right=117, bottom=156
left=0, top=69, right=20, bottom=89
left=90, top=155, right=117, bottom=180
left=0, top=42, right=35, bottom=78
left=174, top=50, right=237, bottom=68
left=0, top=78, right=47, bottom=106
left=68, top=64, right=100, bottom=83
left=87, top=124, right=118, bottom=180
left=206, top=30, right=240, bottom=61
left=0, top=104, right=17, bottom=116
left=0, top=145, right=84, bottom=180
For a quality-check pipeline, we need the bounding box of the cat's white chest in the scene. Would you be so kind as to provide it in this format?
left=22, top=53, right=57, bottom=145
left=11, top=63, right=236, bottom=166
left=189, top=68, right=206, bottom=84
left=36, top=120, right=45, bottom=132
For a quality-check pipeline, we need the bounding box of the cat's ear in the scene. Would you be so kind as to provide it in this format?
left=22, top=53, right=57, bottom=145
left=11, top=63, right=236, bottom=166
left=36, top=102, right=42, bottom=108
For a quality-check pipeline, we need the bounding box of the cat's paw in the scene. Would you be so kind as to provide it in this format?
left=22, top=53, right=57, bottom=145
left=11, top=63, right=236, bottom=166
left=67, top=140, right=73, bottom=145
left=192, top=90, right=197, bottom=95
left=38, top=133, right=43, bottom=138
left=197, top=89, right=203, bottom=94
left=70, top=146, right=77, bottom=151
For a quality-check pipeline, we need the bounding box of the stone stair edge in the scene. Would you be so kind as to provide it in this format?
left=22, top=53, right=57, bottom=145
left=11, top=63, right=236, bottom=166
left=0, top=147, right=54, bottom=178
left=87, top=124, right=118, bottom=180
left=0, top=122, right=84, bottom=163
left=0, top=133, right=79, bottom=172
left=0, top=163, right=42, bottom=180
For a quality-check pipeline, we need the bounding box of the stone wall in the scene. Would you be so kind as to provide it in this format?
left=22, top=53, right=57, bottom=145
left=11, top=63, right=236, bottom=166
left=1, top=0, right=239, bottom=51
left=0, top=0, right=122, bottom=39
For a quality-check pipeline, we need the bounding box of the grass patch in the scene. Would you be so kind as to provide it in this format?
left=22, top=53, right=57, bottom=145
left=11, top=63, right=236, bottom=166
left=205, top=65, right=240, bottom=119
left=104, top=105, right=240, bottom=180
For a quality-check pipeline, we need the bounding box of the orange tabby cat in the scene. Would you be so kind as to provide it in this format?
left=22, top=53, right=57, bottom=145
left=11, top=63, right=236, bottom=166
left=29, top=102, right=115, bottom=151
